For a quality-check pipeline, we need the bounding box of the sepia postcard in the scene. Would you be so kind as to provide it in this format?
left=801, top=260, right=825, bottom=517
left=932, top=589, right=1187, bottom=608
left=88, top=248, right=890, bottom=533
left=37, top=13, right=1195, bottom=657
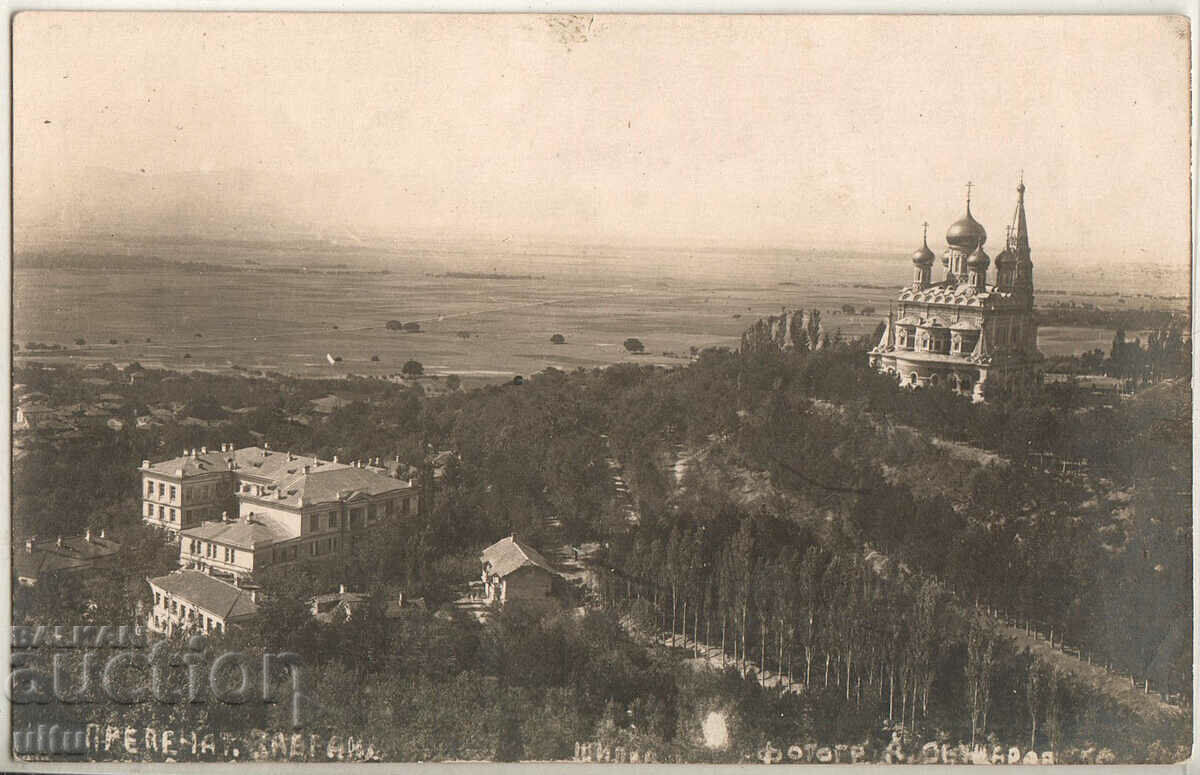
left=6, top=11, right=1194, bottom=769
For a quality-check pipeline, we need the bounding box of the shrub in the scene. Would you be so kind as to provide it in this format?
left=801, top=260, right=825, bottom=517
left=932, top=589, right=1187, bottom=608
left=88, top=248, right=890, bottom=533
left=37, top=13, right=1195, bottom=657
left=402, top=360, right=424, bottom=377
left=550, top=334, right=566, bottom=344
left=623, top=338, right=645, bottom=353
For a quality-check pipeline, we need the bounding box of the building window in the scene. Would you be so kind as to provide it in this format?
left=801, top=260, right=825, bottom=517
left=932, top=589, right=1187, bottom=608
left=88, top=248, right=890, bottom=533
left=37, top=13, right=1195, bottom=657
left=329, top=512, right=338, bottom=528
left=170, top=600, right=177, bottom=614
left=146, top=502, right=154, bottom=517
left=309, top=514, right=319, bottom=532
left=147, top=481, right=155, bottom=497
left=310, top=542, right=317, bottom=556
left=169, top=508, right=176, bottom=522
left=368, top=504, right=377, bottom=521
left=158, top=505, right=165, bottom=519
left=230, top=548, right=236, bottom=564
left=169, top=485, right=177, bottom=501
left=154, top=592, right=161, bottom=606
left=159, top=482, right=165, bottom=497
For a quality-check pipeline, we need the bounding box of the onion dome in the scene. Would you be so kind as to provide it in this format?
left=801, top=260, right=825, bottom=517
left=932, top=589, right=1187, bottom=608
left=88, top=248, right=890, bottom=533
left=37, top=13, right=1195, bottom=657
left=911, top=223, right=934, bottom=265
left=946, top=206, right=987, bottom=249
left=966, top=241, right=990, bottom=269
left=995, top=247, right=1017, bottom=267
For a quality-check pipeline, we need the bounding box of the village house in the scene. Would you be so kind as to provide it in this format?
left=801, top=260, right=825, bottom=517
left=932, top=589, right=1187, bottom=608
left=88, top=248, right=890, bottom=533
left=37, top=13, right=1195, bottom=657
left=13, top=529, right=121, bottom=587
left=480, top=535, right=561, bottom=606
left=146, top=570, right=259, bottom=636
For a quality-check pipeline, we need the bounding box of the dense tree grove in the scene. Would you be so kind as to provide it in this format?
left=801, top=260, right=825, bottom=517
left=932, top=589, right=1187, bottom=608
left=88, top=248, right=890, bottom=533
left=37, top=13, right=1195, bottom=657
left=9, top=327, right=1191, bottom=761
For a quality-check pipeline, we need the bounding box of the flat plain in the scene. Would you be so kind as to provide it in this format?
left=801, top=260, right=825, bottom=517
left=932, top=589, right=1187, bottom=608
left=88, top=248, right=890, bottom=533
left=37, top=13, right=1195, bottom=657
left=13, top=240, right=1186, bottom=383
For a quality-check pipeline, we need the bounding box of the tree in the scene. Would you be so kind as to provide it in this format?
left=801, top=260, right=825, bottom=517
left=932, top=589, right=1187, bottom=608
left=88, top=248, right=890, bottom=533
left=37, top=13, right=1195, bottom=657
left=1026, top=658, right=1043, bottom=750
left=965, top=615, right=997, bottom=746
left=403, top=322, right=422, bottom=333
left=370, top=354, right=380, bottom=362
left=446, top=374, right=462, bottom=391
left=402, top=360, right=424, bottom=377
left=550, top=334, right=566, bottom=345
left=386, top=320, right=404, bottom=330
left=74, top=338, right=86, bottom=345
left=623, top=338, right=645, bottom=353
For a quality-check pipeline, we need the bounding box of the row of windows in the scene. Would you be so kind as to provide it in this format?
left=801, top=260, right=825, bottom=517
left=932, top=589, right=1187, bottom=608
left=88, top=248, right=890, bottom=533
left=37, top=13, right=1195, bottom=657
left=185, top=539, right=238, bottom=564
left=267, top=536, right=340, bottom=564
left=145, top=480, right=223, bottom=503
left=146, top=481, right=177, bottom=501
left=146, top=502, right=177, bottom=522
left=302, top=497, right=414, bottom=534
left=154, top=592, right=224, bottom=632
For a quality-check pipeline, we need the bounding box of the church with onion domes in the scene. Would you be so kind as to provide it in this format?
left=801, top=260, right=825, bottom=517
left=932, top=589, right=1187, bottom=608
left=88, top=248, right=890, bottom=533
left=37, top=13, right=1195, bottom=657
left=868, top=179, right=1042, bottom=400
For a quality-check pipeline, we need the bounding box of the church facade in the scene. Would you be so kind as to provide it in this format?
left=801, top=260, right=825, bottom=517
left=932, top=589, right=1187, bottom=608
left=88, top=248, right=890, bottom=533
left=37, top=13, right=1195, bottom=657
left=869, top=180, right=1043, bottom=400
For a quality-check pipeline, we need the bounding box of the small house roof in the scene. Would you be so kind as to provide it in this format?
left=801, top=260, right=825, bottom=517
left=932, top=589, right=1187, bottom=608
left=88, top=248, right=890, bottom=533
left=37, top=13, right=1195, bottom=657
left=481, top=535, right=558, bottom=579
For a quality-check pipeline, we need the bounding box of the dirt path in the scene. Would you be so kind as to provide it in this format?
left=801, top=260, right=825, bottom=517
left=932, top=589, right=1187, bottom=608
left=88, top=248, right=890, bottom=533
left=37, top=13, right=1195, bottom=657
left=991, top=618, right=1184, bottom=720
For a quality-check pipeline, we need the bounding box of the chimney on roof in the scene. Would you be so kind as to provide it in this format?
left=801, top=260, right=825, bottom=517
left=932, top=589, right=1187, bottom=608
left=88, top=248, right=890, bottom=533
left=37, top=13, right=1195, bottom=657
left=221, top=511, right=229, bottom=523
left=398, top=590, right=404, bottom=608
left=85, top=528, right=93, bottom=543
left=25, top=538, right=33, bottom=553
left=243, top=511, right=253, bottom=524
left=288, top=451, right=294, bottom=461
left=201, top=446, right=207, bottom=454
left=56, top=536, right=63, bottom=548
left=303, top=464, right=311, bottom=474
left=99, top=528, right=106, bottom=540
left=339, top=584, right=346, bottom=595
left=333, top=455, right=339, bottom=463
left=142, top=459, right=150, bottom=468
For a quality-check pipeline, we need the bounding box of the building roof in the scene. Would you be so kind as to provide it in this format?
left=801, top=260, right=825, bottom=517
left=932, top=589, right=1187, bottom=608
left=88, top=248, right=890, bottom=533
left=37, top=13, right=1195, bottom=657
left=481, top=535, right=558, bottom=579
left=181, top=514, right=295, bottom=549
left=144, top=445, right=411, bottom=506
left=251, top=465, right=412, bottom=509
left=13, top=534, right=121, bottom=582
left=148, top=570, right=259, bottom=621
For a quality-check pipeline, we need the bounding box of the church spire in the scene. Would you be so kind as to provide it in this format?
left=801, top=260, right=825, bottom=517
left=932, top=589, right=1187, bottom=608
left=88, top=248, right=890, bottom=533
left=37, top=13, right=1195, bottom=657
left=1010, top=173, right=1029, bottom=250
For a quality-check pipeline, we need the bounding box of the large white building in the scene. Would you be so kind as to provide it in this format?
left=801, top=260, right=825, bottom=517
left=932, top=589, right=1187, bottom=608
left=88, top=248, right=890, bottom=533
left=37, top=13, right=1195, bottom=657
left=140, top=444, right=418, bottom=581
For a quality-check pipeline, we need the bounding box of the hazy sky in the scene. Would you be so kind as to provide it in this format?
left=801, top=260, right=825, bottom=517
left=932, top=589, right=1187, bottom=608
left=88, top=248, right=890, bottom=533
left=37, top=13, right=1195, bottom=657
left=14, top=13, right=1192, bottom=261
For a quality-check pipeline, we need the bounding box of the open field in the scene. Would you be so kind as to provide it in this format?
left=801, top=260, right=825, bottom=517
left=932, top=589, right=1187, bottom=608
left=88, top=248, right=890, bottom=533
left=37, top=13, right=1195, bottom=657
left=13, top=241, right=1187, bottom=382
